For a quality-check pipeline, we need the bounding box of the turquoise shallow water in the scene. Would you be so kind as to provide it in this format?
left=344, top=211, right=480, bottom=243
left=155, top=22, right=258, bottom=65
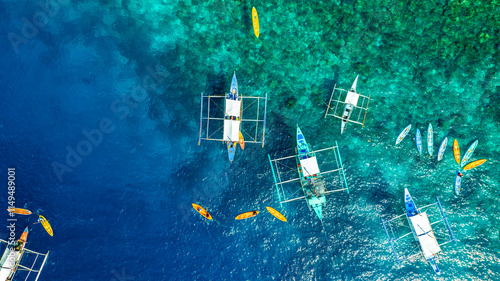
left=1, top=0, right=499, bottom=280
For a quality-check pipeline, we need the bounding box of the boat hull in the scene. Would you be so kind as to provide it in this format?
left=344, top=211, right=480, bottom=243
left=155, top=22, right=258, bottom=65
left=437, top=137, right=448, bottom=161
left=296, top=126, right=326, bottom=220
left=463, top=159, right=486, bottom=171
left=252, top=7, right=259, bottom=38
left=453, top=139, right=460, bottom=164
left=266, top=207, right=287, bottom=222
left=227, top=142, right=236, bottom=162
left=192, top=203, right=213, bottom=220
left=235, top=211, right=259, bottom=220
left=415, top=129, right=422, bottom=154
left=39, top=215, right=53, bottom=237
left=427, top=124, right=433, bottom=156
left=454, top=171, right=461, bottom=195
left=396, top=125, right=411, bottom=145
left=461, top=140, right=478, bottom=167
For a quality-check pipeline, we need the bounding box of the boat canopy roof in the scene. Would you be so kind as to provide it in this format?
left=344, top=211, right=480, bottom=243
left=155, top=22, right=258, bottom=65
left=223, top=120, right=240, bottom=141
left=225, top=99, right=241, bottom=117
left=299, top=157, right=320, bottom=176
left=409, top=212, right=442, bottom=258
left=345, top=91, right=360, bottom=106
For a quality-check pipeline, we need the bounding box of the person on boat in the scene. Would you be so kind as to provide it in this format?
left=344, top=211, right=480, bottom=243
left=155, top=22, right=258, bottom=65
left=14, top=241, right=22, bottom=251
left=252, top=211, right=258, bottom=216
left=458, top=172, right=463, bottom=177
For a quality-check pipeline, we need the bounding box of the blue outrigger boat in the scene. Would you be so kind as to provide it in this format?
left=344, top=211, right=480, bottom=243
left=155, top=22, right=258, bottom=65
left=198, top=72, right=268, bottom=161
left=415, top=128, right=422, bottom=153
left=268, top=126, right=349, bottom=220
left=381, top=188, right=456, bottom=274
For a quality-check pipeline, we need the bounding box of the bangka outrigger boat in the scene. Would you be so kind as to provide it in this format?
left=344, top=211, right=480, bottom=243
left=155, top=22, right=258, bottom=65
left=268, top=126, right=349, bottom=220
left=0, top=227, right=49, bottom=281
left=324, top=75, right=371, bottom=134
left=198, top=72, right=268, bottom=162
left=381, top=188, right=456, bottom=275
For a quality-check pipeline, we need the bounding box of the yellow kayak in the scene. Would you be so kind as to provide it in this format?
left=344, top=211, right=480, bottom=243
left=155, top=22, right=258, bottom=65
left=252, top=7, right=259, bottom=38
left=266, top=207, right=287, bottom=222
left=453, top=139, right=460, bottom=165
left=463, top=159, right=487, bottom=171
left=38, top=215, right=53, bottom=237
left=192, top=203, right=213, bottom=220
left=7, top=208, right=32, bottom=215
left=239, top=131, right=245, bottom=149
left=235, top=211, right=259, bottom=220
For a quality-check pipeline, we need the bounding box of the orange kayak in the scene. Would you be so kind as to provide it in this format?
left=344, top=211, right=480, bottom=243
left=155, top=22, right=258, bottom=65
left=266, top=207, right=287, bottom=222
left=453, top=139, right=460, bottom=165
left=235, top=211, right=259, bottom=220
left=7, top=208, right=32, bottom=215
left=252, top=7, right=259, bottom=38
left=192, top=203, right=212, bottom=220
left=238, top=131, right=245, bottom=149
left=19, top=227, right=29, bottom=242
left=463, top=159, right=487, bottom=171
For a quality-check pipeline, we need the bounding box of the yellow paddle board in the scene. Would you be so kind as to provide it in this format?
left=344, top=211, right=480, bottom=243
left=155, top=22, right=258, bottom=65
left=252, top=7, right=259, bottom=38
left=235, top=211, right=259, bottom=220
left=7, top=208, right=32, bottom=215
left=192, top=203, right=213, bottom=220
left=453, top=139, right=460, bottom=165
left=39, top=215, right=53, bottom=237
left=463, top=159, right=486, bottom=171
left=266, top=207, right=287, bottom=222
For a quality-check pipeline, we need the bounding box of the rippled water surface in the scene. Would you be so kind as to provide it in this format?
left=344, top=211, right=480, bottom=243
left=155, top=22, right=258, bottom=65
left=1, top=0, right=499, bottom=280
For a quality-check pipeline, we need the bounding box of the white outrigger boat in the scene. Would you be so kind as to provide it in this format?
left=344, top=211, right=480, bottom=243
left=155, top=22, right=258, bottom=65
left=198, top=72, right=267, bottom=162
left=268, top=125, right=349, bottom=220
left=0, top=227, right=49, bottom=281
left=324, top=75, right=371, bottom=134
left=381, top=189, right=456, bottom=274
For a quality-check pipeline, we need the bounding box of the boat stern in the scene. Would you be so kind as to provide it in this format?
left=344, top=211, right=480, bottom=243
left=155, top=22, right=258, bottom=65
left=429, top=257, right=440, bottom=275
left=227, top=142, right=236, bottom=162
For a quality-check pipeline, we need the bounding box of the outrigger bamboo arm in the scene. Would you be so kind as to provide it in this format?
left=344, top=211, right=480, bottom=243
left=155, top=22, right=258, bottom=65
left=323, top=188, right=348, bottom=195
left=324, top=85, right=336, bottom=118
left=270, top=146, right=338, bottom=162
left=198, top=92, right=203, bottom=145
left=328, top=114, right=364, bottom=125
left=280, top=196, right=306, bottom=204
left=262, top=93, right=267, bottom=147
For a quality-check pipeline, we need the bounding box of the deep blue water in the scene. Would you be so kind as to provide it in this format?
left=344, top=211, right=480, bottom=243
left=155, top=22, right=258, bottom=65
left=1, top=0, right=500, bottom=280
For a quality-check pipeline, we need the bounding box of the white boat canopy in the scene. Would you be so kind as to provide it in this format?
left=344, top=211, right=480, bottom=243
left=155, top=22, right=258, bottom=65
left=299, top=157, right=320, bottom=176
left=223, top=120, right=240, bottom=141
left=345, top=91, right=360, bottom=106
left=225, top=99, right=241, bottom=117
left=409, top=212, right=442, bottom=258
